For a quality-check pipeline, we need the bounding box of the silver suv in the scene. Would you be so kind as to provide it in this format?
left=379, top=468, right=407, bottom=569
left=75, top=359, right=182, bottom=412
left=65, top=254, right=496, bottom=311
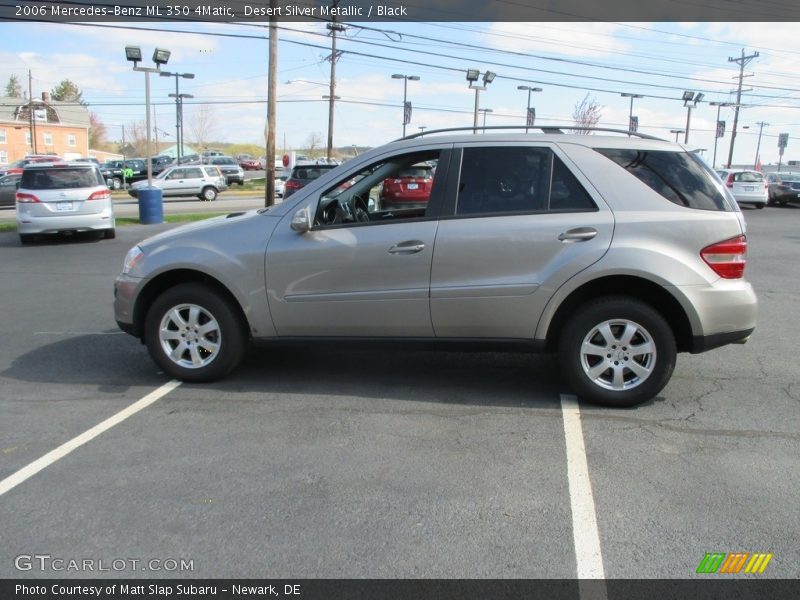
left=114, top=129, right=757, bottom=407
left=17, top=162, right=115, bottom=244
left=128, top=164, right=228, bottom=201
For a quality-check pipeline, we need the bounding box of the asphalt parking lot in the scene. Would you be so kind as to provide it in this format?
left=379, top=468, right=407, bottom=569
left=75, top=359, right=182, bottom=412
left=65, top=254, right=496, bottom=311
left=0, top=205, right=798, bottom=580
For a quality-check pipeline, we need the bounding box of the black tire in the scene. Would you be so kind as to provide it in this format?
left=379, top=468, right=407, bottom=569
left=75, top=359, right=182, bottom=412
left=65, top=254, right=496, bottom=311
left=755, top=203, right=765, bottom=209
left=558, top=296, right=676, bottom=407
left=201, top=186, right=217, bottom=202
left=103, top=228, right=116, bottom=239
left=19, top=234, right=35, bottom=245
left=111, top=177, right=123, bottom=190
left=144, top=283, right=246, bottom=382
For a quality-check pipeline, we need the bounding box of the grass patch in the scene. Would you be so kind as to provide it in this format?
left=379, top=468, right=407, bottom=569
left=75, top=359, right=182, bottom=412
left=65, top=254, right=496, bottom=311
left=0, top=212, right=227, bottom=233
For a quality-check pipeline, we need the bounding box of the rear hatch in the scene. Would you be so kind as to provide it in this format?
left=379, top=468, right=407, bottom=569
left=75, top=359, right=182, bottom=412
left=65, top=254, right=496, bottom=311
left=18, top=166, right=109, bottom=216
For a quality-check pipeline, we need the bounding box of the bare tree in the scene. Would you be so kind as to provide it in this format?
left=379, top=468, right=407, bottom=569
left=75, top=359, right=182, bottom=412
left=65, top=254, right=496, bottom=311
left=188, top=104, right=218, bottom=151
left=89, top=112, right=108, bottom=150
left=125, top=121, right=151, bottom=156
left=305, top=132, right=323, bottom=158
left=572, top=93, right=602, bottom=133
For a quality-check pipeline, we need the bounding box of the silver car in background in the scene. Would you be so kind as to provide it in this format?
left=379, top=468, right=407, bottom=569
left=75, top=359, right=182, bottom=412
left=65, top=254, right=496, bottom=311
left=17, top=162, right=115, bottom=244
left=115, top=129, right=757, bottom=407
left=716, top=169, right=768, bottom=209
left=128, top=164, right=228, bottom=201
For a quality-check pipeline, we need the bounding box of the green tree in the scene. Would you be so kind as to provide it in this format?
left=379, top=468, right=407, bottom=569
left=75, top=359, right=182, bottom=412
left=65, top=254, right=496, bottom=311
left=5, top=75, right=22, bottom=98
left=51, top=79, right=85, bottom=104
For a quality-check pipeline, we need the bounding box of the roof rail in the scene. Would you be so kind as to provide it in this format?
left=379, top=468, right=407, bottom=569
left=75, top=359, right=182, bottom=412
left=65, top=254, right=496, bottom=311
left=398, top=125, right=664, bottom=142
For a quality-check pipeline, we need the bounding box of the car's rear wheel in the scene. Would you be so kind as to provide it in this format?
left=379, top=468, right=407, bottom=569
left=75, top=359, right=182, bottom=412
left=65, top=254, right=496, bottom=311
left=110, top=177, right=122, bottom=190
left=145, top=283, right=246, bottom=382
left=200, top=186, right=217, bottom=201
left=558, top=297, right=676, bottom=407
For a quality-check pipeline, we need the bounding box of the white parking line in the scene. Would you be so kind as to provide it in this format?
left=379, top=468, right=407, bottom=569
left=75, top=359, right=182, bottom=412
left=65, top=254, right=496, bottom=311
left=561, top=393, right=607, bottom=596
left=0, top=380, right=182, bottom=498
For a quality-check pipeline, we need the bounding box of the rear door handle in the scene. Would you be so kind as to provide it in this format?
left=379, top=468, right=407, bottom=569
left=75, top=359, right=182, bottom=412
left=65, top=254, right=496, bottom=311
left=388, top=240, right=425, bottom=254
left=558, top=227, right=598, bottom=242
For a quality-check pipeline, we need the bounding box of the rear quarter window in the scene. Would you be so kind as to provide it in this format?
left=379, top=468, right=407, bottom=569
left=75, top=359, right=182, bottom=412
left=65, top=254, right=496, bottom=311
left=596, top=148, right=733, bottom=211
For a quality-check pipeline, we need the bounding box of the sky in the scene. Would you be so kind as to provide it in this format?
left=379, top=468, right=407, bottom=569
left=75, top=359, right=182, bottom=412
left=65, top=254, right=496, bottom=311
left=2, top=19, right=800, bottom=168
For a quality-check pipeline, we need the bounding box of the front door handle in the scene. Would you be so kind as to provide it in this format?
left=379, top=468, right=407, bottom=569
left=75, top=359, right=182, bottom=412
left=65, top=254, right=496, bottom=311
left=558, top=227, right=598, bottom=242
left=388, top=240, right=425, bottom=254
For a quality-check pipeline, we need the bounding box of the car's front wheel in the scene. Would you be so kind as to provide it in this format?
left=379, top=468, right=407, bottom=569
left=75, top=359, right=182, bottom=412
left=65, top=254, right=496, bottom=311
left=558, top=297, right=676, bottom=407
left=144, top=283, right=246, bottom=382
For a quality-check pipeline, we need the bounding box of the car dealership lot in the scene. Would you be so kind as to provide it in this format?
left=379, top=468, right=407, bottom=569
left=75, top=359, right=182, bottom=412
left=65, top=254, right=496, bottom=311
left=0, top=207, right=798, bottom=579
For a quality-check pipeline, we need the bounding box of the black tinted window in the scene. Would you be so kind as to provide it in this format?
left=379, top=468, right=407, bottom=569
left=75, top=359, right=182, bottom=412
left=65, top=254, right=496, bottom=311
left=457, top=147, right=595, bottom=216
left=22, top=168, right=102, bottom=189
left=596, top=149, right=731, bottom=211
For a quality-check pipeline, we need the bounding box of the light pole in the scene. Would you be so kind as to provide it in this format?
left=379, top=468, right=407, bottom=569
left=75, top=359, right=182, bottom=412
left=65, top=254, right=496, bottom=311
left=621, top=92, right=643, bottom=133
left=670, top=129, right=685, bottom=142
left=466, top=69, right=496, bottom=134
left=682, top=90, right=704, bottom=144
left=754, top=121, right=768, bottom=169
left=709, top=101, right=733, bottom=168
left=125, top=46, right=170, bottom=224
left=517, top=85, right=543, bottom=133
left=160, top=70, right=194, bottom=164
left=391, top=74, right=420, bottom=137
left=168, top=93, right=193, bottom=162
left=479, top=108, right=493, bottom=132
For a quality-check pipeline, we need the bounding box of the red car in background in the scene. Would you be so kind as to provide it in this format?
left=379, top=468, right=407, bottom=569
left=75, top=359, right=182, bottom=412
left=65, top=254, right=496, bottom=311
left=379, top=164, right=434, bottom=209
left=0, top=155, right=62, bottom=177
left=239, top=158, right=262, bottom=171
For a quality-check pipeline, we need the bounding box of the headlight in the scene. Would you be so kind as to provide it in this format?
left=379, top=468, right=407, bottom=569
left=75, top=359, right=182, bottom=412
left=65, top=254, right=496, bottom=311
left=122, top=246, right=144, bottom=275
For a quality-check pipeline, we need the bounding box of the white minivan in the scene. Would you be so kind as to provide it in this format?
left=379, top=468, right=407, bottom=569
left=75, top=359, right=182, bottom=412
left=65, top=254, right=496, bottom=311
left=716, top=169, right=768, bottom=209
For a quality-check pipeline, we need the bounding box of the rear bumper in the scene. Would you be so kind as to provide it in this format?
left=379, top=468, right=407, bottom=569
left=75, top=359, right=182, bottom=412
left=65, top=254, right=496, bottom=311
left=17, top=207, right=115, bottom=234
left=691, top=328, right=754, bottom=353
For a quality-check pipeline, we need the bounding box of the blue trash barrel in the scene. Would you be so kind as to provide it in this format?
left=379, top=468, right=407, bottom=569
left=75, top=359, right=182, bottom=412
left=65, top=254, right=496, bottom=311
left=138, top=187, right=164, bottom=224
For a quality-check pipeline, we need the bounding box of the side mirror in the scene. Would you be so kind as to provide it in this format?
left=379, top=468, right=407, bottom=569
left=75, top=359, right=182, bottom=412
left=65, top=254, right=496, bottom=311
left=290, top=206, right=311, bottom=233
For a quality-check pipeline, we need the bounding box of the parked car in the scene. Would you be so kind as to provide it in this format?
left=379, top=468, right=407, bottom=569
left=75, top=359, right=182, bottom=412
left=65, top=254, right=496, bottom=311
left=0, top=155, right=62, bottom=177
left=128, top=164, right=228, bottom=201
left=715, top=169, right=767, bottom=209
left=149, top=155, right=174, bottom=175
left=0, top=173, right=21, bottom=207
left=379, top=163, right=434, bottom=209
left=114, top=128, right=757, bottom=407
left=239, top=157, right=262, bottom=171
left=274, top=175, right=286, bottom=198
left=283, top=163, right=339, bottom=199
left=16, top=162, right=115, bottom=243
left=177, top=154, right=200, bottom=165
left=103, top=159, right=148, bottom=187
left=765, top=172, right=800, bottom=206
left=74, top=157, right=101, bottom=167
left=206, top=156, right=245, bottom=186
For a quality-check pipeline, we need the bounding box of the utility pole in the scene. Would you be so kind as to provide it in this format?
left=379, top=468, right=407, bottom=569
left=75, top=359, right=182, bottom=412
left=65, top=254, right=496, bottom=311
left=265, top=0, right=278, bottom=207
left=726, top=49, right=759, bottom=168
left=754, top=121, right=768, bottom=169
left=326, top=1, right=345, bottom=161
left=28, top=70, right=37, bottom=153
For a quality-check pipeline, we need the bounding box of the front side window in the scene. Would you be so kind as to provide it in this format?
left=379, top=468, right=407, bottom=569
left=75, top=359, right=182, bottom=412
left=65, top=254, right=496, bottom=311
left=456, top=146, right=595, bottom=216
left=597, top=148, right=733, bottom=211
left=314, top=150, right=441, bottom=228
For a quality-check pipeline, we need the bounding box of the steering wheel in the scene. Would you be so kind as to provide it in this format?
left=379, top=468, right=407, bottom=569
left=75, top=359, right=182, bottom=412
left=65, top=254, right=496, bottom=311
left=353, top=195, right=370, bottom=223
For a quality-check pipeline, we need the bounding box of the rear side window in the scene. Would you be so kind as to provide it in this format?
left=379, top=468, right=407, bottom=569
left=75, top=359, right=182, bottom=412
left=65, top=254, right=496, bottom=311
left=596, top=149, right=732, bottom=211
left=22, top=167, right=102, bottom=189
left=456, top=146, right=596, bottom=216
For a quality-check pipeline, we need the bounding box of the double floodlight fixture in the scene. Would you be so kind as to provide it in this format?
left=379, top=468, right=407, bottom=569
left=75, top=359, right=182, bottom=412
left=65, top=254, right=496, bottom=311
left=160, top=71, right=194, bottom=80
left=466, top=69, right=496, bottom=89
left=392, top=74, right=420, bottom=81
left=518, top=85, right=543, bottom=92
left=125, top=46, right=171, bottom=67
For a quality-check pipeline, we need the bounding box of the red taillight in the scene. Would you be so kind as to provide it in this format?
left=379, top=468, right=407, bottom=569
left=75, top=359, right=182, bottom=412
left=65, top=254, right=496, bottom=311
left=701, top=235, right=747, bottom=279
left=725, top=173, right=734, bottom=188
left=15, top=192, right=40, bottom=203
left=285, top=180, right=302, bottom=190
left=88, top=189, right=111, bottom=201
